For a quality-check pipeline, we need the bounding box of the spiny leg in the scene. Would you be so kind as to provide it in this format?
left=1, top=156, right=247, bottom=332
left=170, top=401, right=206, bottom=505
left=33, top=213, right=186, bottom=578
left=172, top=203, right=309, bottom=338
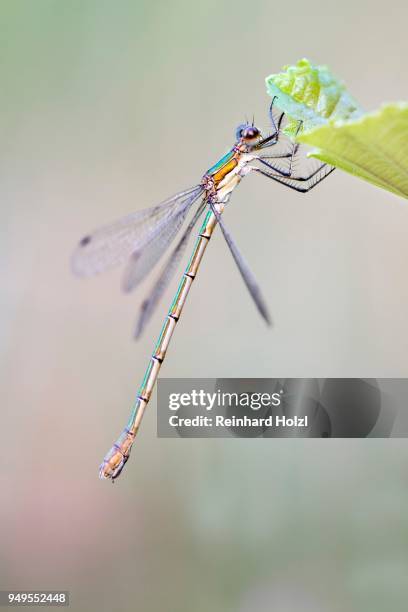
left=252, top=163, right=335, bottom=193
left=255, top=97, right=286, bottom=151
left=286, top=121, right=302, bottom=175
left=256, top=119, right=302, bottom=177
left=256, top=143, right=301, bottom=177
left=256, top=157, right=293, bottom=177
left=254, top=113, right=334, bottom=193
left=257, top=152, right=293, bottom=159
left=268, top=96, right=285, bottom=137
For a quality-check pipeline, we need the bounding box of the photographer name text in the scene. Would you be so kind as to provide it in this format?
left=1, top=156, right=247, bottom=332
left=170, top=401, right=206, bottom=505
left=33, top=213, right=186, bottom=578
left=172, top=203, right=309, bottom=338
left=168, top=415, right=308, bottom=428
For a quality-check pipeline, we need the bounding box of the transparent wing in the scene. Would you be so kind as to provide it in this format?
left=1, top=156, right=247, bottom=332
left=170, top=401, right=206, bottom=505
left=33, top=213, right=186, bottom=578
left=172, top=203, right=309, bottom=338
left=121, top=188, right=204, bottom=292
left=71, top=185, right=203, bottom=277
left=134, top=198, right=207, bottom=338
left=209, top=202, right=271, bottom=325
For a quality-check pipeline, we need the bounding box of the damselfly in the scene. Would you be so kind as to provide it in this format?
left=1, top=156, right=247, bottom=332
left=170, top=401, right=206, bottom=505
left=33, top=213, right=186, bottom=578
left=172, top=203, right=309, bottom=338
left=72, top=97, right=334, bottom=481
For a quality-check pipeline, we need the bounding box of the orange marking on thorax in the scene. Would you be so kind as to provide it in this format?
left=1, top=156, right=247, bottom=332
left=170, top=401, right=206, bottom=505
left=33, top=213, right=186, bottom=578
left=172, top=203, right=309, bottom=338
left=212, top=153, right=240, bottom=186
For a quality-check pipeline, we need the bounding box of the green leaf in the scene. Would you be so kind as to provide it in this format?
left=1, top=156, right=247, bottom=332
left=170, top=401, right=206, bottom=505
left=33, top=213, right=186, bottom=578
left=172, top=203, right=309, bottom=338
left=298, top=103, right=408, bottom=199
left=265, top=58, right=363, bottom=135
left=265, top=59, right=408, bottom=200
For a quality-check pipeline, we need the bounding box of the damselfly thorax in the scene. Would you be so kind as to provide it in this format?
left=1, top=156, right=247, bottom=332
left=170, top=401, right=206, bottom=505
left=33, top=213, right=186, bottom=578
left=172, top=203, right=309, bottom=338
left=203, top=132, right=260, bottom=204
left=72, top=98, right=334, bottom=481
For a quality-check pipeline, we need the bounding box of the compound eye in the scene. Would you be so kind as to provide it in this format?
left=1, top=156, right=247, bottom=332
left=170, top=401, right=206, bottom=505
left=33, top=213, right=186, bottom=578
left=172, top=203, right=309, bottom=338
left=243, top=126, right=260, bottom=140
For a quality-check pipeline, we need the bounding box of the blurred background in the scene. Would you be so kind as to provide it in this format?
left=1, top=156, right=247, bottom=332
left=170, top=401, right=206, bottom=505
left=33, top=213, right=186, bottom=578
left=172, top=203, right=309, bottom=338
left=1, top=1, right=408, bottom=611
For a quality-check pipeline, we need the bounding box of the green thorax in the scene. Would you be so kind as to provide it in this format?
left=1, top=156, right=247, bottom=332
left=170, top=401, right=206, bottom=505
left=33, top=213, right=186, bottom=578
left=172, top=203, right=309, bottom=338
left=206, top=149, right=235, bottom=176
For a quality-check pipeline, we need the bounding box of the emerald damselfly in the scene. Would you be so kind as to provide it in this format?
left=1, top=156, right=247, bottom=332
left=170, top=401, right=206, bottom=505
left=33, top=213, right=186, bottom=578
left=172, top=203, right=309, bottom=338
left=72, top=98, right=334, bottom=481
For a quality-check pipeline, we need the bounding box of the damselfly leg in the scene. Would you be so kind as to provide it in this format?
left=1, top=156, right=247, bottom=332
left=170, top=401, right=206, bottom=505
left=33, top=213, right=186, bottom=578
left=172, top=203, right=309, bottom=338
left=252, top=100, right=334, bottom=192
left=252, top=162, right=336, bottom=193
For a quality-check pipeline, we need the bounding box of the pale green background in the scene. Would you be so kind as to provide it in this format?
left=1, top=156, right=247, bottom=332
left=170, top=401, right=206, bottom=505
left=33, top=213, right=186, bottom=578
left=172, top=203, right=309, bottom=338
left=1, top=2, right=408, bottom=611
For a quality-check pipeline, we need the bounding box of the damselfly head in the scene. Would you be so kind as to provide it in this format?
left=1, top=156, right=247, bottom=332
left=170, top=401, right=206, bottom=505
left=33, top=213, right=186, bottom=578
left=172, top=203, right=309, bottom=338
left=235, top=123, right=261, bottom=144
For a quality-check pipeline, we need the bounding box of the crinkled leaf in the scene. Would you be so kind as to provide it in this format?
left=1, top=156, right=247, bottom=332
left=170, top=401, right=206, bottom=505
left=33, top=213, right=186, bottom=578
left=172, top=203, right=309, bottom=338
left=265, top=58, right=363, bottom=136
